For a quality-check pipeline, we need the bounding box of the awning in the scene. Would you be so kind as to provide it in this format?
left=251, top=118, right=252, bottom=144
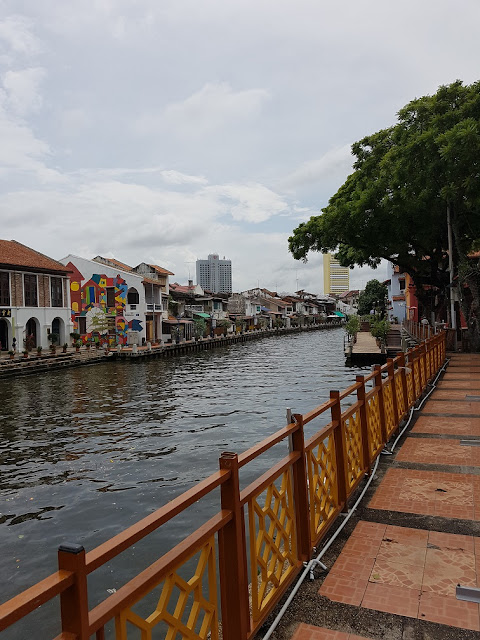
left=162, top=318, right=193, bottom=324
left=334, top=311, right=346, bottom=318
left=193, top=312, right=211, bottom=319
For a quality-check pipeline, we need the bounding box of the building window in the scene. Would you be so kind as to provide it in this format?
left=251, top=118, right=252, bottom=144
left=107, top=317, right=116, bottom=333
left=0, top=272, right=10, bottom=306
left=106, top=287, right=116, bottom=308
left=399, top=279, right=406, bottom=291
left=78, top=316, right=86, bottom=334
left=24, top=274, right=38, bottom=307
left=51, top=277, right=63, bottom=307
left=127, top=288, right=139, bottom=305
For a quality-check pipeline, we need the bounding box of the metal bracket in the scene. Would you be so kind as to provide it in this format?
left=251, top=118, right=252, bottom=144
left=456, top=585, right=480, bottom=603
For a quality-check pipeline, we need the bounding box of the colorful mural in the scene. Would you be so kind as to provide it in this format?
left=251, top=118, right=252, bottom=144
left=66, top=262, right=143, bottom=345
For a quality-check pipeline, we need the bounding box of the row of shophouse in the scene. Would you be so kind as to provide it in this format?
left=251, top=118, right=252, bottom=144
left=0, top=241, right=341, bottom=352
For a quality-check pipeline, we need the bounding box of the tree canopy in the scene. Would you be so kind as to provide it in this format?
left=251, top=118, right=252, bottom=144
left=358, top=279, right=388, bottom=316
left=289, top=80, right=480, bottom=349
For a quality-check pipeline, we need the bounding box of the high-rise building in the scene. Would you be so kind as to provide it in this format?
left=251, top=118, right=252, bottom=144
left=323, top=253, right=349, bottom=295
left=196, top=254, right=232, bottom=293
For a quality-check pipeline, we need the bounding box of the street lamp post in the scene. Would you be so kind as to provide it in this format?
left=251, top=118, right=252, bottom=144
left=176, top=316, right=181, bottom=343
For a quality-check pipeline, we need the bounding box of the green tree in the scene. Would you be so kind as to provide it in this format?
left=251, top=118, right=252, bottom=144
left=194, top=318, right=206, bottom=338
left=289, top=80, right=480, bottom=350
left=358, top=280, right=388, bottom=316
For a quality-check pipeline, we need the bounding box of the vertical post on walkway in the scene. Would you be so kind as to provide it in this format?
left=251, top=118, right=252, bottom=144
left=291, top=413, right=311, bottom=561
left=330, top=390, right=348, bottom=509
left=397, top=351, right=409, bottom=415
left=58, top=543, right=89, bottom=640
left=218, top=452, right=249, bottom=640
left=387, top=358, right=399, bottom=428
left=356, top=375, right=371, bottom=471
left=374, top=365, right=388, bottom=444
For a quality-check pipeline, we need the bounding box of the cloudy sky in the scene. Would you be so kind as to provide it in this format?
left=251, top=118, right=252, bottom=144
left=1, top=1, right=479, bottom=294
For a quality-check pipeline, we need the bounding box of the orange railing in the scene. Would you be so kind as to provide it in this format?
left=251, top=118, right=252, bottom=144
left=0, top=332, right=446, bottom=640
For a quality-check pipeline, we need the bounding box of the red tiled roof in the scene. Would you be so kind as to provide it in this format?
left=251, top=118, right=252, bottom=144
left=149, top=264, right=175, bottom=276
left=0, top=240, right=71, bottom=273
left=94, top=256, right=133, bottom=272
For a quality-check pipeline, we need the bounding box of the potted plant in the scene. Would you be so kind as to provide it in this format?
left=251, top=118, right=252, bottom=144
left=8, top=350, right=14, bottom=360
left=70, top=332, right=81, bottom=347
left=62, top=343, right=68, bottom=353
left=75, top=340, right=82, bottom=352
left=22, top=349, right=29, bottom=358
left=48, top=332, right=59, bottom=353
left=36, top=345, right=43, bottom=355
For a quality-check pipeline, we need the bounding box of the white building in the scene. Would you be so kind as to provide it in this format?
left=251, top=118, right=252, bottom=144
left=0, top=240, right=72, bottom=351
left=196, top=254, right=232, bottom=294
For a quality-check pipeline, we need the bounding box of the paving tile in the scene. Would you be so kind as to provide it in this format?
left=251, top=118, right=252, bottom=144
left=291, top=623, right=351, bottom=640
left=423, top=548, right=476, bottom=596
left=437, top=380, right=480, bottom=389
left=329, top=554, right=375, bottom=582
left=423, top=400, right=480, bottom=415
left=412, top=415, right=480, bottom=435
left=350, top=521, right=386, bottom=540
left=396, top=438, right=471, bottom=466
left=369, top=557, right=423, bottom=590
left=428, top=530, right=474, bottom=552
left=319, top=570, right=369, bottom=606
left=361, top=582, right=420, bottom=618
left=384, top=525, right=429, bottom=548
left=377, top=540, right=427, bottom=566
left=419, top=592, right=480, bottom=631
left=340, top=537, right=382, bottom=559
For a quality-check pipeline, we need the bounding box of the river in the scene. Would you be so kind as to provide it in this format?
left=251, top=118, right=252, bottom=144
left=0, top=327, right=366, bottom=637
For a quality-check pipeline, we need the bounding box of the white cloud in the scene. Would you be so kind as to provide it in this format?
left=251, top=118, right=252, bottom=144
left=160, top=170, right=208, bottom=186
left=0, top=15, right=42, bottom=58
left=205, top=183, right=288, bottom=223
left=281, top=145, right=354, bottom=191
left=135, top=82, right=270, bottom=138
left=3, top=67, right=46, bottom=116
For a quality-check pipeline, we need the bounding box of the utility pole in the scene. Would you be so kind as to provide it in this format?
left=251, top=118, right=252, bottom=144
left=447, top=204, right=457, bottom=350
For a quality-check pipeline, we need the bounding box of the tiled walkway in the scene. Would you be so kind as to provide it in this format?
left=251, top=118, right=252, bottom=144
left=291, top=353, right=480, bottom=637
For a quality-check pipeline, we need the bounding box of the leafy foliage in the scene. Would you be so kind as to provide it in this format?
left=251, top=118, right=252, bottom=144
left=289, top=80, right=480, bottom=349
left=358, top=280, right=388, bottom=316
left=344, top=315, right=360, bottom=338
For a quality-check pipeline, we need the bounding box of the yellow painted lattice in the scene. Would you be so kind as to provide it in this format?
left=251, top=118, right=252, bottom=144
left=406, top=368, right=414, bottom=407
left=382, top=380, right=396, bottom=438
left=115, top=537, right=218, bottom=640
left=413, top=360, right=421, bottom=399
left=306, top=434, right=338, bottom=542
left=419, top=356, right=426, bottom=390
left=248, top=469, right=298, bottom=622
left=366, top=392, right=383, bottom=459
left=394, top=371, right=406, bottom=421
left=342, top=409, right=364, bottom=489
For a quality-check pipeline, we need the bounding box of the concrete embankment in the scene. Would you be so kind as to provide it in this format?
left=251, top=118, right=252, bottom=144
left=0, top=322, right=343, bottom=378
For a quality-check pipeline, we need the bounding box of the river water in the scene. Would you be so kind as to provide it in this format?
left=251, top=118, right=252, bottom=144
left=0, top=327, right=366, bottom=637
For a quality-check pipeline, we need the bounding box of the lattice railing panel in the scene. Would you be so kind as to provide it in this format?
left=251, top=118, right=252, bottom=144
left=248, top=469, right=298, bottom=622
left=306, top=433, right=338, bottom=542
left=413, top=360, right=421, bottom=399
left=366, top=391, right=383, bottom=459
left=419, top=356, right=426, bottom=391
left=342, top=409, right=364, bottom=489
left=406, top=367, right=414, bottom=407
left=383, top=379, right=396, bottom=438
left=115, top=537, right=218, bottom=640
left=394, top=371, right=405, bottom=421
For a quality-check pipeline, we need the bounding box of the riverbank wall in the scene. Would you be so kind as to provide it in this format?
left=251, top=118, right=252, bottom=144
left=0, top=321, right=343, bottom=378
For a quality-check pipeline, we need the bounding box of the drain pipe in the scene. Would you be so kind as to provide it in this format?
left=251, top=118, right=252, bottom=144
left=264, top=356, right=449, bottom=639
left=262, top=455, right=380, bottom=640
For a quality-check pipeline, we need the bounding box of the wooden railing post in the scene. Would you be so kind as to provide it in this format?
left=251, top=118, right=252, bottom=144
left=373, top=366, right=388, bottom=444
left=330, top=391, right=347, bottom=509
left=387, top=358, right=399, bottom=427
left=291, top=414, right=311, bottom=562
left=397, top=351, right=409, bottom=413
left=218, top=452, right=249, bottom=640
left=58, top=543, right=89, bottom=640
left=356, top=375, right=371, bottom=471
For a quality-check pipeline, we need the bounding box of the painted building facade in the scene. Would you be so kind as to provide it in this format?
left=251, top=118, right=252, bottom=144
left=61, top=255, right=146, bottom=345
left=0, top=240, right=72, bottom=350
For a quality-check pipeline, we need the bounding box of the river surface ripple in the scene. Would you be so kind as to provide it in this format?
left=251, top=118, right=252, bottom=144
left=0, top=328, right=367, bottom=636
